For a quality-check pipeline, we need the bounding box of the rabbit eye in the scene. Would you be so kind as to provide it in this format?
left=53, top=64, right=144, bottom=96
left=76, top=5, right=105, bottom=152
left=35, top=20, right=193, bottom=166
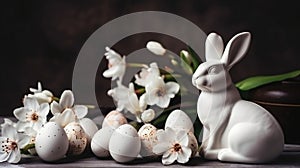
left=208, top=66, right=220, bottom=74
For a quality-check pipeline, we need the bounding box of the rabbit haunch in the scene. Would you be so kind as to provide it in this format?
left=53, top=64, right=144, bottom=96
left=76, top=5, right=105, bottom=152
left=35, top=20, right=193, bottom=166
left=192, top=32, right=284, bottom=163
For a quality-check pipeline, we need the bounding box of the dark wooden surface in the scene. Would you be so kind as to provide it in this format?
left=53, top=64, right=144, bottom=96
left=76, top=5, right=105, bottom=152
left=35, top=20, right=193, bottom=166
left=1, top=118, right=300, bottom=167
left=0, top=145, right=299, bottom=167
left=1, top=151, right=300, bottom=167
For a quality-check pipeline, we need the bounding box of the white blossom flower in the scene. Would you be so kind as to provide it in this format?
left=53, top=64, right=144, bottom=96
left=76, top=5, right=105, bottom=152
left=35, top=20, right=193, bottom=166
left=0, top=124, right=30, bottom=163
left=146, top=41, right=166, bottom=56
left=103, top=47, right=126, bottom=82
left=108, top=82, right=155, bottom=123
left=0, top=118, right=17, bottom=128
left=50, top=90, right=87, bottom=127
left=13, top=97, right=49, bottom=132
left=121, top=88, right=154, bottom=123
left=135, top=62, right=160, bottom=87
left=153, top=127, right=192, bottom=165
left=107, top=81, right=135, bottom=112
left=27, top=82, right=53, bottom=104
left=144, top=77, right=180, bottom=108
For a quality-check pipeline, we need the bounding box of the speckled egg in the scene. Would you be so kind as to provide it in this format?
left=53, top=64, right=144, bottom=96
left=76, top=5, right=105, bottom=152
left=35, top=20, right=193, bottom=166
left=187, top=132, right=199, bottom=157
left=35, top=122, right=69, bottom=162
left=102, top=110, right=128, bottom=129
left=138, top=124, right=158, bottom=157
left=91, top=126, right=115, bottom=157
left=109, top=124, right=141, bottom=163
left=165, top=109, right=194, bottom=133
left=64, top=122, right=87, bottom=155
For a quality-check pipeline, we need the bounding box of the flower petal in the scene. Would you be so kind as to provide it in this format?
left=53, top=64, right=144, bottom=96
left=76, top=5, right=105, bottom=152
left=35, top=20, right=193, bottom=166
left=16, top=133, right=31, bottom=149
left=55, top=109, right=76, bottom=127
left=177, top=147, right=192, bottom=164
left=1, top=124, right=17, bottom=140
left=32, top=120, right=43, bottom=131
left=162, top=149, right=172, bottom=159
left=162, top=152, right=178, bottom=165
left=24, top=97, right=39, bottom=111
left=141, top=109, right=155, bottom=123
left=103, top=66, right=120, bottom=78
left=176, top=131, right=189, bottom=147
left=105, top=47, right=122, bottom=60
left=139, top=94, right=147, bottom=111
left=7, top=149, right=21, bottom=163
left=125, top=93, right=140, bottom=115
left=144, top=92, right=158, bottom=106
left=13, top=107, right=28, bottom=122
left=60, top=90, right=74, bottom=108
left=1, top=118, right=15, bottom=128
left=157, top=95, right=171, bottom=108
left=156, top=128, right=175, bottom=143
left=134, top=62, right=160, bottom=87
left=73, top=105, right=88, bottom=119
left=152, top=142, right=170, bottom=155
left=39, top=103, right=50, bottom=118
left=51, top=101, right=62, bottom=114
left=103, top=51, right=126, bottom=81
left=165, top=82, right=180, bottom=98
left=15, top=121, right=29, bottom=132
left=0, top=146, right=10, bottom=162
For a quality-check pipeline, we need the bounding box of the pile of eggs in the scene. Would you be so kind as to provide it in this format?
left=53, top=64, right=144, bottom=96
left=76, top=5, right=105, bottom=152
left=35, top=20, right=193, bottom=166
left=35, top=118, right=98, bottom=162
left=34, top=110, right=198, bottom=163
left=91, top=109, right=199, bottom=163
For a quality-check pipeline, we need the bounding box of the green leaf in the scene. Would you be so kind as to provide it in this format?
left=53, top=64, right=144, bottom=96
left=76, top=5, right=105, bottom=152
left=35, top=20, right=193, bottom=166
left=151, top=110, right=171, bottom=129
left=236, top=70, right=300, bottom=91
left=180, top=61, right=194, bottom=75
left=180, top=50, right=192, bottom=65
left=187, top=46, right=201, bottom=71
left=129, top=121, right=143, bottom=131
left=21, top=143, right=35, bottom=154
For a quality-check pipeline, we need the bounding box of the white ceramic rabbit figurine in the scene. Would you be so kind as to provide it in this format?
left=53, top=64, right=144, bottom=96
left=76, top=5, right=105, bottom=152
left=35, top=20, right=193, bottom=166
left=192, top=32, right=284, bottom=163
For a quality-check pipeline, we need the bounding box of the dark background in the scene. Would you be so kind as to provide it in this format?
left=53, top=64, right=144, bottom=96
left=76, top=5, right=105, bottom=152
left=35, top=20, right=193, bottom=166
left=1, top=0, right=299, bottom=117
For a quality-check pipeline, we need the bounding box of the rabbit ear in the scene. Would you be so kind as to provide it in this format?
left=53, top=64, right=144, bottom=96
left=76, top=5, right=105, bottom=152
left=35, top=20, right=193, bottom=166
left=221, top=32, right=251, bottom=70
left=205, top=32, right=224, bottom=61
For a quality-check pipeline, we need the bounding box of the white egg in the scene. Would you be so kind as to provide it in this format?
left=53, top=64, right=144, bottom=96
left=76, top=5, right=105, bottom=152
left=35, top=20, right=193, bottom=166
left=165, top=110, right=194, bottom=133
left=79, top=118, right=98, bottom=143
left=64, top=122, right=87, bottom=155
left=91, top=126, right=115, bottom=157
left=102, top=110, right=128, bottom=129
left=109, top=124, right=141, bottom=163
left=35, top=122, right=69, bottom=162
left=187, top=132, right=199, bottom=157
left=138, top=124, right=158, bottom=157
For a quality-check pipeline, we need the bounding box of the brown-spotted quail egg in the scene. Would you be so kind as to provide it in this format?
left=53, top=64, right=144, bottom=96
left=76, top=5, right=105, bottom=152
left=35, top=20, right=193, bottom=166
left=91, top=126, right=115, bottom=157
left=109, top=124, right=141, bottom=163
left=79, top=118, right=98, bottom=143
left=138, top=124, right=158, bottom=157
left=35, top=122, right=69, bottom=162
left=187, top=132, right=199, bottom=157
left=102, top=110, right=128, bottom=129
left=165, top=109, right=194, bottom=133
left=64, top=122, right=87, bottom=155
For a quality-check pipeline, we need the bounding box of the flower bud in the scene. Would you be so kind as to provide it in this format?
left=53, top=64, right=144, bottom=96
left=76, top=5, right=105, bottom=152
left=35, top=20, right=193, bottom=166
left=146, top=41, right=166, bottom=56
